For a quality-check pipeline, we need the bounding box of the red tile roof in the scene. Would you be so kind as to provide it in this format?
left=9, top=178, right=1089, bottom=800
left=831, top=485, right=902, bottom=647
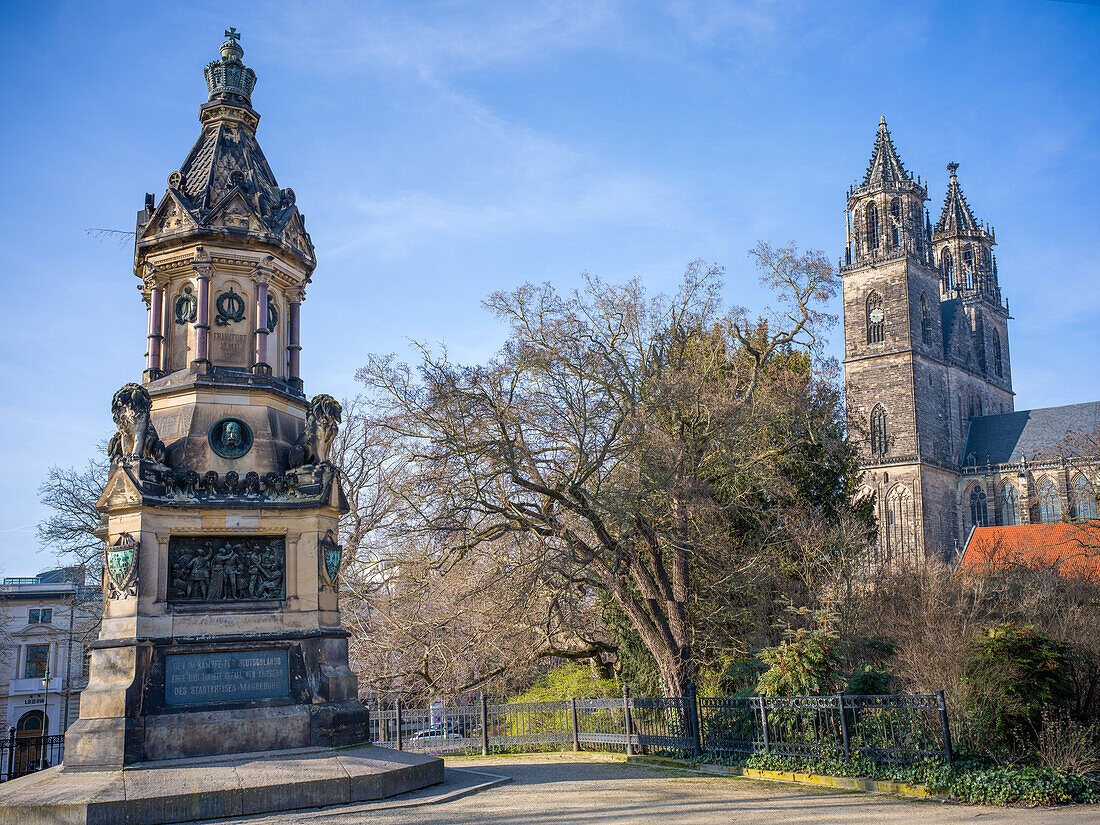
left=960, top=523, right=1100, bottom=582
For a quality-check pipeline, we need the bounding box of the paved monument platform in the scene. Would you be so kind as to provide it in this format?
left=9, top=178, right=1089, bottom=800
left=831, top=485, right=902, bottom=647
left=0, top=744, right=443, bottom=825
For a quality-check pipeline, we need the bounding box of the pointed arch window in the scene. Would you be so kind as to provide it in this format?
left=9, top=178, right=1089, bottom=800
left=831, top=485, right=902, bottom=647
left=1071, top=475, right=1096, bottom=521
left=889, top=198, right=902, bottom=247
left=870, top=405, right=888, bottom=456
left=969, top=486, right=988, bottom=527
left=920, top=293, right=931, bottom=344
left=1035, top=477, right=1060, bottom=523
left=885, top=485, right=919, bottom=566
left=992, top=328, right=1003, bottom=377
left=866, top=291, right=884, bottom=344
left=1000, top=482, right=1019, bottom=526
left=942, top=250, right=954, bottom=289
left=963, top=246, right=975, bottom=290
left=865, top=202, right=880, bottom=251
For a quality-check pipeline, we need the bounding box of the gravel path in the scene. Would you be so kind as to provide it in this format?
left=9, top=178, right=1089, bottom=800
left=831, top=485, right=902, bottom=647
left=214, top=754, right=1100, bottom=825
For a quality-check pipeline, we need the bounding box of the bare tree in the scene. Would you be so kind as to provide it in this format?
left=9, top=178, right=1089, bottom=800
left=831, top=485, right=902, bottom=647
left=37, top=453, right=108, bottom=578
left=355, top=246, right=861, bottom=696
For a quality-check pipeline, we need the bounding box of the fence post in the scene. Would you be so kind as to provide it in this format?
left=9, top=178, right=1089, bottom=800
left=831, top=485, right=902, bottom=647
left=758, top=697, right=771, bottom=754
left=570, top=697, right=580, bottom=752
left=622, top=684, right=634, bottom=756
left=837, top=694, right=851, bottom=760
left=5, top=727, right=14, bottom=781
left=936, top=690, right=953, bottom=765
left=687, top=682, right=702, bottom=758
left=480, top=693, right=489, bottom=756
left=395, top=698, right=403, bottom=751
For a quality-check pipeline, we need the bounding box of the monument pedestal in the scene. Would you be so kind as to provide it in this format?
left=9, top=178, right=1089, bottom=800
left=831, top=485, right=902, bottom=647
left=0, top=744, right=443, bottom=825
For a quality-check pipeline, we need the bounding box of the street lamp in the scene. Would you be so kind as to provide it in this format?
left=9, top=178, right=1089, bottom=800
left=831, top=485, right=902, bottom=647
left=38, top=648, right=50, bottom=771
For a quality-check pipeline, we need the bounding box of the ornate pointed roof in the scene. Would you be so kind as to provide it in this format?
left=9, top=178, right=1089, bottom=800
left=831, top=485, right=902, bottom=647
left=136, top=29, right=315, bottom=272
left=934, top=162, right=982, bottom=237
left=861, top=116, right=911, bottom=186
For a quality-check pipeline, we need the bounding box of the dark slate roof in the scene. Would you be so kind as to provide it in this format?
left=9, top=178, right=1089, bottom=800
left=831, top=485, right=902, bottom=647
left=964, top=401, right=1100, bottom=465
left=861, top=117, right=911, bottom=186
left=934, top=163, right=982, bottom=236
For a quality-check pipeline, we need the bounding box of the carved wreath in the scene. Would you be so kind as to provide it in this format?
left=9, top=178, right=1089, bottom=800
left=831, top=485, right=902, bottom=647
left=175, top=286, right=197, bottom=325
left=215, top=288, right=246, bottom=326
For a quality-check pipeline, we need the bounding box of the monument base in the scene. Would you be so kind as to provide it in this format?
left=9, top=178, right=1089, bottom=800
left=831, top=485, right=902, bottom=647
left=0, top=744, right=443, bottom=825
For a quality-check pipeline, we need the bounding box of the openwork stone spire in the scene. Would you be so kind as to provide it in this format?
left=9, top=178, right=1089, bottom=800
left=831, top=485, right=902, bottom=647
left=204, top=27, right=257, bottom=107
left=934, top=162, right=985, bottom=237
left=861, top=116, right=911, bottom=187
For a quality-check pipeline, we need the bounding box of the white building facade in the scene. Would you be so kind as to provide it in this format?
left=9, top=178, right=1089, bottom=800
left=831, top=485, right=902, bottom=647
left=0, top=568, right=101, bottom=739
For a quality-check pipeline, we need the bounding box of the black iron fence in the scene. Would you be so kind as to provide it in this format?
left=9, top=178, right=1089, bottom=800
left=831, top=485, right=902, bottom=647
left=370, top=690, right=953, bottom=766
left=0, top=729, right=64, bottom=782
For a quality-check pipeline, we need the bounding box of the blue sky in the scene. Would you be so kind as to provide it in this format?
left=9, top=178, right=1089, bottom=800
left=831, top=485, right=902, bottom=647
left=0, top=1, right=1097, bottom=576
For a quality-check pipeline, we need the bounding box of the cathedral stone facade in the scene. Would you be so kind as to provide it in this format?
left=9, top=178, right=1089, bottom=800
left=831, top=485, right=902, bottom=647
left=841, top=119, right=1099, bottom=563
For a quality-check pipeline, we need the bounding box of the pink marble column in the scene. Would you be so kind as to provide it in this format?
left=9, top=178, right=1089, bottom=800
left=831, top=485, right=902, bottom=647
left=287, top=295, right=302, bottom=391
left=253, top=279, right=270, bottom=376
left=143, top=280, right=164, bottom=382
left=192, top=250, right=212, bottom=370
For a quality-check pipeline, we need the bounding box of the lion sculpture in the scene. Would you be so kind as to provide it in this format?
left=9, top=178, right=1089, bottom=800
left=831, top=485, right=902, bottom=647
left=108, top=383, right=168, bottom=464
left=288, top=394, right=342, bottom=468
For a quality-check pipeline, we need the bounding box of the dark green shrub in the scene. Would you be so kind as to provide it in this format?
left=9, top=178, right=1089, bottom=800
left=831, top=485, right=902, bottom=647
left=756, top=627, right=844, bottom=696
left=844, top=665, right=893, bottom=695
left=964, top=623, right=1074, bottom=751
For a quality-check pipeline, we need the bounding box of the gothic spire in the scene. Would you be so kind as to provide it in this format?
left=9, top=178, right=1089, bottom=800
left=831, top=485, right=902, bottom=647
left=861, top=116, right=911, bottom=186
left=135, top=29, right=315, bottom=273
left=934, top=162, right=984, bottom=236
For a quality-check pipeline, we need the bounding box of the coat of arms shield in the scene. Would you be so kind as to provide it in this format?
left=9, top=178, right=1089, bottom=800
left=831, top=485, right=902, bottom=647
left=319, top=530, right=342, bottom=587
left=105, top=533, right=139, bottom=596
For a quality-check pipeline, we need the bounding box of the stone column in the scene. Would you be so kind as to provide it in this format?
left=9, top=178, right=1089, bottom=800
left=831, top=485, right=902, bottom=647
left=143, top=267, right=165, bottom=382
left=191, top=247, right=212, bottom=372
left=287, top=289, right=303, bottom=393
left=252, top=256, right=274, bottom=377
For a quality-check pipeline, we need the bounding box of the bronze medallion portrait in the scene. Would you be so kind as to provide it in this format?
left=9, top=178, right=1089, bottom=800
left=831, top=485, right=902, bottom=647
left=208, top=416, right=253, bottom=459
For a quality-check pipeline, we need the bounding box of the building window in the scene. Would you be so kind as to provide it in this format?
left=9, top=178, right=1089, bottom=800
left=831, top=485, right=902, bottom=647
left=963, top=246, right=974, bottom=290
left=885, top=485, right=919, bottom=565
left=889, top=198, right=901, bottom=247
left=993, top=328, right=1003, bottom=377
left=28, top=608, right=52, bottom=624
left=1071, top=475, right=1096, bottom=521
left=870, top=405, right=888, bottom=456
left=1000, top=482, right=1019, bottom=525
left=866, top=291, right=884, bottom=344
left=969, top=486, right=988, bottom=527
left=1035, top=477, right=1060, bottom=523
left=920, top=293, right=931, bottom=344
left=24, top=644, right=49, bottom=679
left=942, top=250, right=954, bottom=289
left=865, top=202, right=879, bottom=251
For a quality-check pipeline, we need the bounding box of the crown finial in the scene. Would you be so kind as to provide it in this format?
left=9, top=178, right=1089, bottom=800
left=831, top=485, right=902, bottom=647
left=947, top=161, right=959, bottom=178
left=879, top=115, right=887, bottom=126
left=205, top=26, right=256, bottom=106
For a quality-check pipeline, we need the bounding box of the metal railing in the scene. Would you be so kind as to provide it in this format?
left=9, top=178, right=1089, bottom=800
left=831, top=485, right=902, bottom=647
left=0, top=730, right=64, bottom=782
left=369, top=690, right=952, bottom=766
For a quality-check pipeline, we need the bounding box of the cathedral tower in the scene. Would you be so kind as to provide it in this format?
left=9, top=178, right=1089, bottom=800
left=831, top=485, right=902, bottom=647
left=931, top=162, right=1014, bottom=461
left=841, top=120, right=1015, bottom=563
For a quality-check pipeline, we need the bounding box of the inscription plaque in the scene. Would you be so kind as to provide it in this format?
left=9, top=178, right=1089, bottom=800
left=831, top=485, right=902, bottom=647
left=165, top=649, right=289, bottom=705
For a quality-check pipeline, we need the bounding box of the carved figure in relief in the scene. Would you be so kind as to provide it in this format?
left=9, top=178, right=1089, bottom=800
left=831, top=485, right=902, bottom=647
left=108, top=383, right=168, bottom=464
left=185, top=542, right=213, bottom=599
left=288, top=394, right=342, bottom=468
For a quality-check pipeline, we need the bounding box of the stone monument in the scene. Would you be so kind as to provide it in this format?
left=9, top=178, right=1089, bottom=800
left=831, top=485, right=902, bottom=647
left=0, top=29, right=441, bottom=824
